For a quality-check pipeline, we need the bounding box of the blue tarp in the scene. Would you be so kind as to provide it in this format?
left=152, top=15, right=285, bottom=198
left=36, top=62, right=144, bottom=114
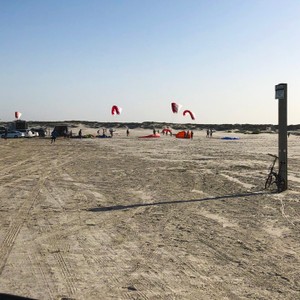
left=221, top=137, right=240, bottom=140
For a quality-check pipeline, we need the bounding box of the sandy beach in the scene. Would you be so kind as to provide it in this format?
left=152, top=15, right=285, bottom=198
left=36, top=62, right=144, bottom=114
left=0, top=127, right=299, bottom=300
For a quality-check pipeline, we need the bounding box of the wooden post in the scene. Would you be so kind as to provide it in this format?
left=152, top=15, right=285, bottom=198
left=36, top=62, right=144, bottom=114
left=275, top=83, right=288, bottom=192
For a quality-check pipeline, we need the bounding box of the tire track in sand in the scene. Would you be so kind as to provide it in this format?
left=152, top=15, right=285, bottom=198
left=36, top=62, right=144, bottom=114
left=27, top=251, right=55, bottom=300
left=0, top=174, right=46, bottom=275
left=0, top=154, right=78, bottom=298
left=53, top=250, right=77, bottom=296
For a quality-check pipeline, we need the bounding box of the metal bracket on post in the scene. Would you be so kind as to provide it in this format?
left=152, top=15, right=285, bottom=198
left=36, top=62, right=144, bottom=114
left=275, top=83, right=288, bottom=192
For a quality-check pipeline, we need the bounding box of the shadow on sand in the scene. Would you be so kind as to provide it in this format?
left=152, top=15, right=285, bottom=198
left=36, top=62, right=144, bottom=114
left=87, top=191, right=270, bottom=213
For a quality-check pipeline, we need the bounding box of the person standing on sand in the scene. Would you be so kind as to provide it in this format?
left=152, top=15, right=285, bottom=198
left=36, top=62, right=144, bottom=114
left=78, top=129, right=82, bottom=139
left=51, top=130, right=58, bottom=143
left=191, top=130, right=194, bottom=139
left=109, top=128, right=114, bottom=137
left=4, top=127, right=8, bottom=140
left=126, top=128, right=130, bottom=136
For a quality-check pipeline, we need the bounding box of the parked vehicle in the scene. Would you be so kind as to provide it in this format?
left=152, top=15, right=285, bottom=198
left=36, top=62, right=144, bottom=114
left=1, top=130, right=25, bottom=138
left=0, top=127, right=7, bottom=134
left=30, top=128, right=47, bottom=137
left=20, top=129, right=39, bottom=137
left=53, top=125, right=69, bottom=137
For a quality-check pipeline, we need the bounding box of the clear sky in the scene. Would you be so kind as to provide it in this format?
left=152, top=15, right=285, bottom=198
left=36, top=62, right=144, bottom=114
left=1, top=0, right=300, bottom=124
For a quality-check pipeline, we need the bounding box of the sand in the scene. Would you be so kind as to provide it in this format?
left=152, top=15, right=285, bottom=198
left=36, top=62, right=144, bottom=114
left=0, top=127, right=299, bottom=300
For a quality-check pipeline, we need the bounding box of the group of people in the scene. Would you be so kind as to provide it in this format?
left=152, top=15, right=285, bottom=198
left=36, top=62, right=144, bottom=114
left=206, top=129, right=213, bottom=138
left=50, top=127, right=211, bottom=142
left=96, top=128, right=116, bottom=137
left=186, top=130, right=194, bottom=139
left=51, top=128, right=80, bottom=143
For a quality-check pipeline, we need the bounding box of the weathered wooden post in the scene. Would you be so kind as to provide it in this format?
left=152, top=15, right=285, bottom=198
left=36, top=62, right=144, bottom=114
left=275, top=83, right=288, bottom=192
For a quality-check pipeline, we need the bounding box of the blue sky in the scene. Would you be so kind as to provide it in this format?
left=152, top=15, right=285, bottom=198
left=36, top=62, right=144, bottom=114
left=1, top=0, right=300, bottom=124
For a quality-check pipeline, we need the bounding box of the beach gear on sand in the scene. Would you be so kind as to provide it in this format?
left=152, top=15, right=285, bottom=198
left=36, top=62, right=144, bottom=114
left=175, top=131, right=191, bottom=139
left=139, top=134, right=161, bottom=138
left=162, top=128, right=172, bottom=134
left=221, top=137, right=240, bottom=140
